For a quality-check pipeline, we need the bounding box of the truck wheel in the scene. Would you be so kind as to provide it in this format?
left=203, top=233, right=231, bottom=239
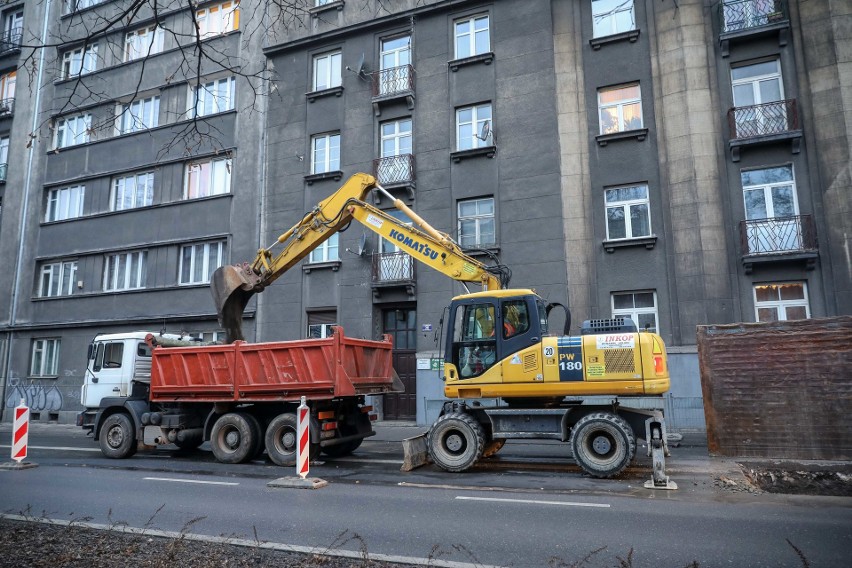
left=322, top=438, right=363, bottom=458
left=211, top=413, right=256, bottom=464
left=238, top=412, right=264, bottom=460
left=98, top=413, right=137, bottom=459
left=427, top=412, right=485, bottom=472
left=482, top=439, right=506, bottom=458
left=570, top=412, right=636, bottom=478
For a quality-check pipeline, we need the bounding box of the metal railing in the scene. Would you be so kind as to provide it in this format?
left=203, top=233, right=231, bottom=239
left=739, top=215, right=817, bottom=256
left=0, top=28, right=22, bottom=54
left=728, top=99, right=799, bottom=139
left=373, top=154, right=415, bottom=186
left=371, top=64, right=414, bottom=98
left=720, top=0, right=788, bottom=33
left=0, top=98, right=13, bottom=116
left=0, top=163, right=7, bottom=183
left=372, top=251, right=414, bottom=283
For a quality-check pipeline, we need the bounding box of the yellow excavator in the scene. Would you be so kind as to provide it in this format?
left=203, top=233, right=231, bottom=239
left=211, top=173, right=675, bottom=486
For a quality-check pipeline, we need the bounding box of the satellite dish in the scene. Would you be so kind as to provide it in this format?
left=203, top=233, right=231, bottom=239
left=477, top=120, right=491, bottom=142
left=356, top=53, right=365, bottom=75
left=357, top=232, right=367, bottom=255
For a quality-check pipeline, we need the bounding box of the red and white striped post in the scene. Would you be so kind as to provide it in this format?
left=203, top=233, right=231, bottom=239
left=296, top=396, right=309, bottom=479
left=11, top=399, right=29, bottom=463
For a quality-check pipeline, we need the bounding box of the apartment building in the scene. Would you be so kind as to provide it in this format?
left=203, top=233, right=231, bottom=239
left=0, top=0, right=848, bottom=427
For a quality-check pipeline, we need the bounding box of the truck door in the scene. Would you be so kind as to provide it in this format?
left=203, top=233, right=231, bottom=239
left=81, top=340, right=129, bottom=408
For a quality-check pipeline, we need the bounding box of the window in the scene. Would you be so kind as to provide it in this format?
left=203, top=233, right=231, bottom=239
left=307, top=311, right=337, bottom=338
left=62, top=44, right=98, bottom=79
left=312, top=51, right=342, bottom=91
left=180, top=240, right=226, bottom=284
left=0, top=70, right=15, bottom=103
left=39, top=260, right=77, bottom=297
left=191, top=77, right=236, bottom=117
left=31, top=339, right=60, bottom=377
left=612, top=291, right=658, bottom=332
left=188, top=331, right=226, bottom=343
left=117, top=96, right=160, bottom=134
left=742, top=165, right=800, bottom=253
left=453, top=303, right=497, bottom=378
left=379, top=35, right=411, bottom=95
left=311, top=133, right=340, bottom=174
left=124, top=26, right=164, bottom=62
left=0, top=136, right=7, bottom=176
left=731, top=59, right=785, bottom=135
left=4, top=10, right=22, bottom=44
left=197, top=1, right=240, bottom=39
left=314, top=0, right=334, bottom=6
left=46, top=185, right=85, bottom=222
left=378, top=118, right=412, bottom=184
left=605, top=184, right=651, bottom=240
left=111, top=172, right=154, bottom=211
left=104, top=251, right=147, bottom=291
left=456, top=103, right=492, bottom=150
left=308, top=234, right=339, bottom=263
left=754, top=283, right=810, bottom=322
left=185, top=157, right=231, bottom=199
left=458, top=197, right=495, bottom=248
left=64, top=0, right=108, bottom=15
left=502, top=300, right=530, bottom=339
left=592, top=0, right=636, bottom=38
left=55, top=114, right=92, bottom=148
left=454, top=14, right=490, bottom=59
left=599, top=84, right=642, bottom=134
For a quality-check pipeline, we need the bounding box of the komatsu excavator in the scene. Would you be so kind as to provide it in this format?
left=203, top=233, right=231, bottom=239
left=211, top=173, right=675, bottom=486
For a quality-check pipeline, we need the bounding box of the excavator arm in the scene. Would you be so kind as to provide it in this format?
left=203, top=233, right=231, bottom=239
left=212, top=173, right=506, bottom=341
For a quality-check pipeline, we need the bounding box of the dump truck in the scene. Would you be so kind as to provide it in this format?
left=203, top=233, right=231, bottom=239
left=211, top=173, right=675, bottom=485
left=78, top=328, right=401, bottom=465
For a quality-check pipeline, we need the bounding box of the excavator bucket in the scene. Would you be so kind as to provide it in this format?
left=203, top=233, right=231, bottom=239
left=211, top=264, right=262, bottom=343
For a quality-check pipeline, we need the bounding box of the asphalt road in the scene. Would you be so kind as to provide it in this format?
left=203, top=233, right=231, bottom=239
left=1, top=424, right=851, bottom=567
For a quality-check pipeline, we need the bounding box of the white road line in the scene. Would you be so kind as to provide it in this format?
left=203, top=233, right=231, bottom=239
left=143, top=477, right=239, bottom=486
left=0, top=444, right=100, bottom=453
left=455, top=496, right=610, bottom=508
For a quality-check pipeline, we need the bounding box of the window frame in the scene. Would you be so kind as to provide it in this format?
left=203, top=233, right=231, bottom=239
left=598, top=83, right=643, bottom=135
left=61, top=43, right=98, bottom=79
left=184, top=157, right=232, bottom=199
left=38, top=260, right=78, bottom=297
left=312, top=50, right=342, bottom=91
left=179, top=240, right=227, bottom=285
left=54, top=113, right=92, bottom=149
left=456, top=103, right=493, bottom=151
left=308, top=233, right=339, bottom=263
left=103, top=250, right=147, bottom=291
left=592, top=0, right=636, bottom=39
left=111, top=172, right=154, bottom=211
left=604, top=183, right=652, bottom=240
left=311, top=132, right=341, bottom=174
left=454, top=14, right=491, bottom=59
left=124, top=25, right=165, bottom=62
left=30, top=338, right=60, bottom=377
left=196, top=1, right=240, bottom=39
left=46, top=185, right=85, bottom=222
left=611, top=291, right=659, bottom=333
left=457, top=196, right=496, bottom=249
left=753, top=282, right=810, bottom=322
left=190, top=76, right=236, bottom=118
left=116, top=95, right=160, bottom=134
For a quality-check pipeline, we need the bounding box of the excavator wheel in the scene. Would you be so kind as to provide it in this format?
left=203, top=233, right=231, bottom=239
left=570, top=412, right=636, bottom=478
left=427, top=412, right=485, bottom=472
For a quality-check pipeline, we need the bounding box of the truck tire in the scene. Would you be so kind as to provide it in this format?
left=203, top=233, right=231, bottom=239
left=427, top=412, right=485, bottom=472
left=211, top=413, right=256, bottom=464
left=322, top=438, right=363, bottom=458
left=238, top=412, right=264, bottom=460
left=99, top=413, right=137, bottom=459
left=570, top=412, right=636, bottom=478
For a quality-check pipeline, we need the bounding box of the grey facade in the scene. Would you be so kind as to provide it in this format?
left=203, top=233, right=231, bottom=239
left=0, top=0, right=849, bottom=428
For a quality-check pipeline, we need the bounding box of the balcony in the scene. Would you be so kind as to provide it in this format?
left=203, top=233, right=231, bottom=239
left=0, top=98, right=14, bottom=117
left=739, top=215, right=818, bottom=273
left=719, top=0, right=789, bottom=56
left=372, top=154, right=415, bottom=203
left=371, top=64, right=414, bottom=116
left=371, top=251, right=415, bottom=299
left=0, top=163, right=7, bottom=183
left=727, top=99, right=802, bottom=161
left=0, top=28, right=22, bottom=55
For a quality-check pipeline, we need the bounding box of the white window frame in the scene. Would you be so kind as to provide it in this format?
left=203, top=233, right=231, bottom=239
left=0, top=70, right=16, bottom=101
left=46, top=185, right=85, bottom=222
left=754, top=282, right=810, bottom=322
left=592, top=0, right=636, bottom=39
left=604, top=184, right=652, bottom=240
left=598, top=84, right=643, bottom=134
left=55, top=114, right=92, bottom=148
left=191, top=76, right=236, bottom=118
left=457, top=197, right=496, bottom=248
left=454, top=14, right=490, bottom=59
left=116, top=96, right=160, bottom=134
left=456, top=103, right=493, bottom=151
left=103, top=250, right=147, bottom=291
left=731, top=59, right=783, bottom=107
left=180, top=240, right=226, bottom=285
left=124, top=25, right=165, bottom=62
left=30, top=338, right=60, bottom=377
left=111, top=172, right=154, bottom=211
left=309, top=233, right=339, bottom=263
left=311, top=132, right=340, bottom=174
left=196, top=1, right=240, bottom=39
left=308, top=323, right=336, bottom=338
left=0, top=135, right=8, bottom=165
left=184, top=157, right=232, bottom=199
left=612, top=291, right=658, bottom=332
left=61, top=43, right=98, bottom=79
left=312, top=51, right=342, bottom=91
left=63, top=0, right=107, bottom=15
left=39, top=260, right=77, bottom=297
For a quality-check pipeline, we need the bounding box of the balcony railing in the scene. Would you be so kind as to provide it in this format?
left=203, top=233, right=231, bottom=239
left=0, top=28, right=22, bottom=54
left=373, top=154, right=415, bottom=186
left=371, top=64, right=414, bottom=98
left=739, top=215, right=817, bottom=256
left=720, top=0, right=788, bottom=34
left=0, top=163, right=7, bottom=183
left=0, top=98, right=14, bottom=117
left=372, top=251, right=414, bottom=284
left=728, top=99, right=799, bottom=140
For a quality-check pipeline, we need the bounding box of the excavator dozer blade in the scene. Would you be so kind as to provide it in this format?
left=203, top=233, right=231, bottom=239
left=211, top=264, right=261, bottom=343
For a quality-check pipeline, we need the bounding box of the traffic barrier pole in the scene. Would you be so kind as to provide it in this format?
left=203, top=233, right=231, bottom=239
left=296, top=396, right=309, bottom=479
left=11, top=399, right=29, bottom=463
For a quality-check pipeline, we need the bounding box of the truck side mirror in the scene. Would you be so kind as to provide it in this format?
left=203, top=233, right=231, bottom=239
left=87, top=343, right=94, bottom=360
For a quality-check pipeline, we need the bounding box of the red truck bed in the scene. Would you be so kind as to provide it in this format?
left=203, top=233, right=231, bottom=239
left=148, top=328, right=398, bottom=402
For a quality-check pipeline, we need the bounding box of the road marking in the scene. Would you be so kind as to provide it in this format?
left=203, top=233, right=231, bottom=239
left=0, top=444, right=100, bottom=453
left=455, top=496, right=610, bottom=508
left=143, top=477, right=239, bottom=486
